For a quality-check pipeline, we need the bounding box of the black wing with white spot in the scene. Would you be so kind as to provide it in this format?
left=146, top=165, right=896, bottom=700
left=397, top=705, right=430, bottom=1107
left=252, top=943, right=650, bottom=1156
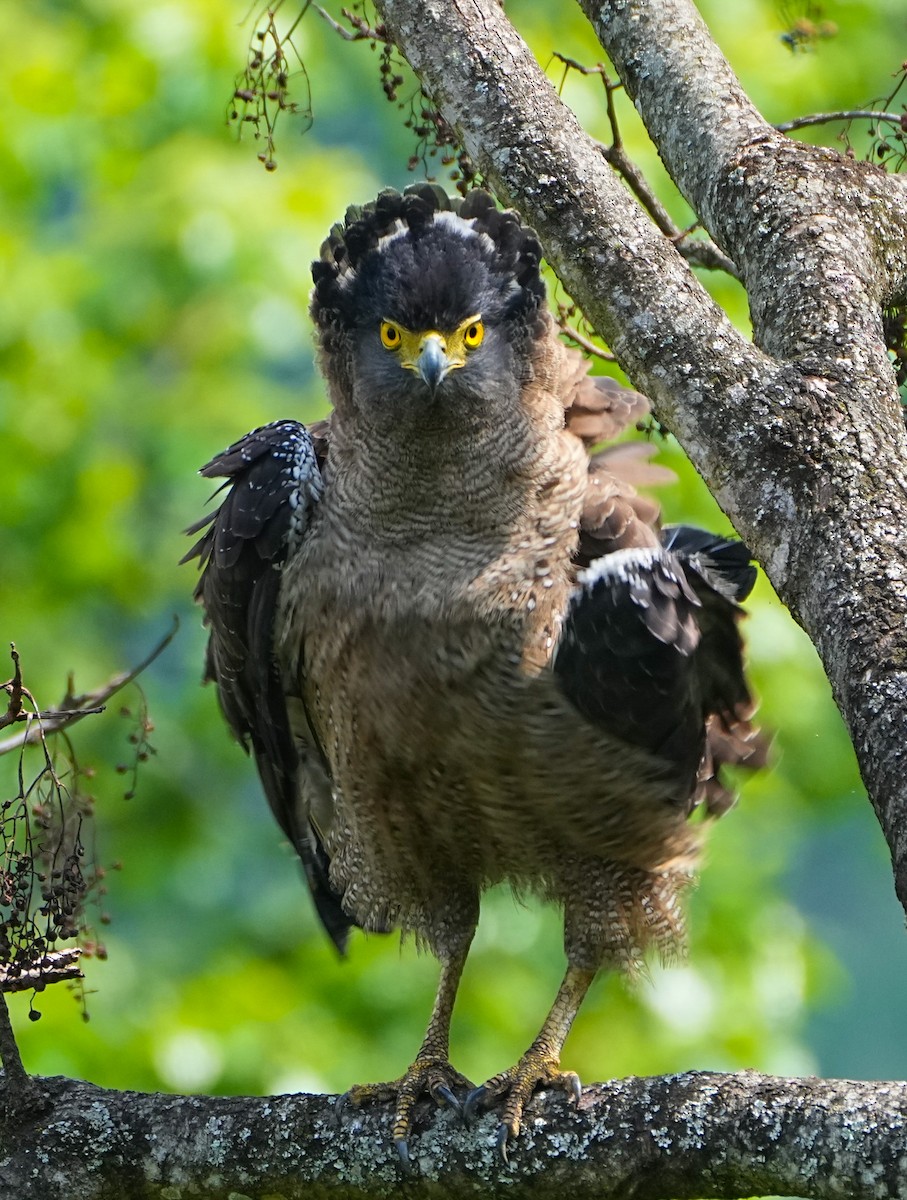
left=554, top=525, right=756, bottom=806
left=184, top=420, right=354, bottom=952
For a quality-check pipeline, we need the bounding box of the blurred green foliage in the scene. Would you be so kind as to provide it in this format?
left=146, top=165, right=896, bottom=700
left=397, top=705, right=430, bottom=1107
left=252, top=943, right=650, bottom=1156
left=2, top=0, right=905, bottom=1122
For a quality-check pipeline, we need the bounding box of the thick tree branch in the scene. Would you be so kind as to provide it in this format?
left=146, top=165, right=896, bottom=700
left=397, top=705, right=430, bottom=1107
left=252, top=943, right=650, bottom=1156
left=0, top=999, right=30, bottom=1099
left=1, top=1071, right=905, bottom=1198
left=374, top=0, right=907, bottom=921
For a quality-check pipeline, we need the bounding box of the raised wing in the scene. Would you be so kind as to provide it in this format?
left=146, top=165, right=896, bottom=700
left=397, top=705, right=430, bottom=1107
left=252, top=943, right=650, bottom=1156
left=183, top=420, right=355, bottom=952
left=558, top=358, right=674, bottom=561
left=554, top=525, right=759, bottom=809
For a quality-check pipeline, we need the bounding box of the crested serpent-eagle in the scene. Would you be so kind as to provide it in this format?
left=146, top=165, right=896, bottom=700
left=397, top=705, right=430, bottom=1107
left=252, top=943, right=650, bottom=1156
left=184, top=185, right=761, bottom=1163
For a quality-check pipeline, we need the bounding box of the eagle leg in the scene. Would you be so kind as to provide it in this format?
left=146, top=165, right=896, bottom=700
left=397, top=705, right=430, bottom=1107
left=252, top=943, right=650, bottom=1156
left=464, top=964, right=595, bottom=1161
left=336, top=947, right=474, bottom=1168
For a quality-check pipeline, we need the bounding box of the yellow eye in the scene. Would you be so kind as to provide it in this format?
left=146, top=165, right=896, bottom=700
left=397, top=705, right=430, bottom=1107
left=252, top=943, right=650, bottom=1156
left=463, top=320, right=484, bottom=349
left=380, top=321, right=402, bottom=350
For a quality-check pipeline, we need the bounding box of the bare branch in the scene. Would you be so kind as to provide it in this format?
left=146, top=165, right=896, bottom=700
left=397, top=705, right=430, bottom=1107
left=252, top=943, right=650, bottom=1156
left=0, top=620, right=178, bottom=757
left=600, top=126, right=739, bottom=275
left=579, top=0, right=907, bottom=299
left=775, top=109, right=907, bottom=134
left=551, top=52, right=739, bottom=277
left=671, top=232, right=740, bottom=275
left=0, top=948, right=83, bottom=995
left=558, top=322, right=616, bottom=362
left=314, top=4, right=388, bottom=42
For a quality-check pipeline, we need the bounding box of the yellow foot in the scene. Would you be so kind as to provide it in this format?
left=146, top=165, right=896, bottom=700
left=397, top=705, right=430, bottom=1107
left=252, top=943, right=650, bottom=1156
left=464, top=1049, right=582, bottom=1162
left=336, top=1056, right=473, bottom=1168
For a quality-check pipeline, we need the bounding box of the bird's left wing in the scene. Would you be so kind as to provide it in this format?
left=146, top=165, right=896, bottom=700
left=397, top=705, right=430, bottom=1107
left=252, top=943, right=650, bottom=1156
left=183, top=420, right=354, bottom=951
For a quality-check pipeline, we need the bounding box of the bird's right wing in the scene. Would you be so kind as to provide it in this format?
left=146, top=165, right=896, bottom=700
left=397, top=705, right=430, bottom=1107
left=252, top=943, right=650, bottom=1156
left=183, top=420, right=355, bottom=952
left=554, top=527, right=760, bottom=810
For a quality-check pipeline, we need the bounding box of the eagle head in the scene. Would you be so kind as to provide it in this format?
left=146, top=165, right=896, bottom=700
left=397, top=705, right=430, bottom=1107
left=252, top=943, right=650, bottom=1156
left=310, top=186, right=547, bottom=423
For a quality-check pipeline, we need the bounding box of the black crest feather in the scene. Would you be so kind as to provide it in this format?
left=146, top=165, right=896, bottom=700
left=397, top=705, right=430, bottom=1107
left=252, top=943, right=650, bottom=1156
left=311, top=185, right=545, bottom=336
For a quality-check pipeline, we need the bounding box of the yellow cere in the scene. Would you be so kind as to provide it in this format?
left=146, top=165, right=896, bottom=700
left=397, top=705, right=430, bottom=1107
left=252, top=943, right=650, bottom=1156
left=380, top=315, right=484, bottom=370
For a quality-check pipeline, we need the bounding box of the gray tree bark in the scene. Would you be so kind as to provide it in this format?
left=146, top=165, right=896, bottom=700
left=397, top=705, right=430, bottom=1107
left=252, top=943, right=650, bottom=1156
left=2, top=1071, right=907, bottom=1198
left=4, top=2, right=907, bottom=1197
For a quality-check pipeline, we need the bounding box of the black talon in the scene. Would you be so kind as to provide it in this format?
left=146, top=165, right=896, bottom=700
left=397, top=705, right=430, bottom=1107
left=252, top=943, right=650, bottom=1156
left=495, top=1122, right=511, bottom=1164
left=463, top=1085, right=488, bottom=1123
left=434, top=1084, right=462, bottom=1112
left=395, top=1136, right=412, bottom=1172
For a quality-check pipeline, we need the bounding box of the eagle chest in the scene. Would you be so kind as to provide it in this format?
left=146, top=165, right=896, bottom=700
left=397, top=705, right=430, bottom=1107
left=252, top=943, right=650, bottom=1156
left=286, top=535, right=569, bottom=900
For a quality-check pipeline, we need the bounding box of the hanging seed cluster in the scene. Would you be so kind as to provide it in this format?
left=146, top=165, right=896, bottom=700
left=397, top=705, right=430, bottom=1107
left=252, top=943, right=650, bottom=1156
left=866, top=65, right=907, bottom=173
left=1, top=755, right=97, bottom=1013
left=369, top=24, right=478, bottom=193
left=228, top=3, right=313, bottom=172
left=229, top=1, right=480, bottom=191
left=1, top=667, right=157, bottom=1014
left=115, top=688, right=156, bottom=802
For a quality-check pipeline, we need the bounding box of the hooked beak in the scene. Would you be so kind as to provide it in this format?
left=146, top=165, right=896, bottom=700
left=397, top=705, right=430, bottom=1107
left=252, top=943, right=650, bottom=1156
left=415, top=334, right=452, bottom=392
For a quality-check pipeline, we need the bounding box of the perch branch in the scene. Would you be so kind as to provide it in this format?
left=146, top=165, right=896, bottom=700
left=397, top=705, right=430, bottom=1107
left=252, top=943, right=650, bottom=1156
left=1, top=1071, right=905, bottom=1198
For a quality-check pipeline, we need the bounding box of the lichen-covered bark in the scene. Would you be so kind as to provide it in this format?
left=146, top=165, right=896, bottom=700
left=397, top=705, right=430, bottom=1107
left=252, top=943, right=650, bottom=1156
left=374, top=0, right=907, bottom=916
left=1, top=1071, right=906, bottom=1199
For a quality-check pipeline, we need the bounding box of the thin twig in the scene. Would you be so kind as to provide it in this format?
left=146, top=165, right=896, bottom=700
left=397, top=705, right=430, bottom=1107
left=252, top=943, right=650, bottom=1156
left=775, top=109, right=905, bottom=134
left=0, top=647, right=25, bottom=732
left=561, top=324, right=617, bottom=361
left=313, top=4, right=388, bottom=42
left=549, top=51, right=607, bottom=95
left=0, top=620, right=178, bottom=757
left=551, top=53, right=740, bottom=277
left=673, top=233, right=740, bottom=274
left=599, top=138, right=739, bottom=275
